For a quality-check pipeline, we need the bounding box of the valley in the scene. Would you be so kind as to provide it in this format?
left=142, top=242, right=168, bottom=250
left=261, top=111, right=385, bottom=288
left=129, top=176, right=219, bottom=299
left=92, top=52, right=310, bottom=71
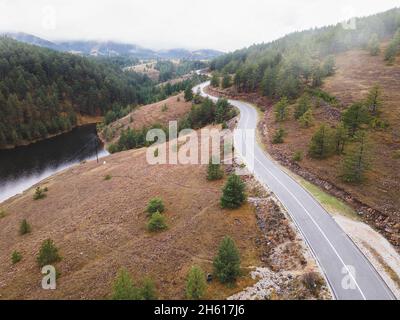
left=1, top=3, right=400, bottom=303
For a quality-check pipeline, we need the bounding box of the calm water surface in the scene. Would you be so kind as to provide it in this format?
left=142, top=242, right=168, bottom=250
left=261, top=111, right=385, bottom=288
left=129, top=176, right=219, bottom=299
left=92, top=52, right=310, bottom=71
left=0, top=124, right=108, bottom=203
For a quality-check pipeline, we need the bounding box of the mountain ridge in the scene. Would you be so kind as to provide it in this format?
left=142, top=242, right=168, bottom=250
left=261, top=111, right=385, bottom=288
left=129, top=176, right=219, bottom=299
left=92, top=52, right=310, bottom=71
left=1, top=32, right=224, bottom=60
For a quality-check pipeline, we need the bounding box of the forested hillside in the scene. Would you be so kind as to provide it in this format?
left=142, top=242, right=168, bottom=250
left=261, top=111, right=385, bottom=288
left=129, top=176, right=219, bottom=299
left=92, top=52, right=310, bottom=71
left=0, top=38, right=154, bottom=148
left=210, top=8, right=400, bottom=99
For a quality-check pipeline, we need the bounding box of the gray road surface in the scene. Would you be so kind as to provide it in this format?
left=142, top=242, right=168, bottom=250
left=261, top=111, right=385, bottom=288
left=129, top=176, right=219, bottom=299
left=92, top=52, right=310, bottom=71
left=195, top=81, right=395, bottom=300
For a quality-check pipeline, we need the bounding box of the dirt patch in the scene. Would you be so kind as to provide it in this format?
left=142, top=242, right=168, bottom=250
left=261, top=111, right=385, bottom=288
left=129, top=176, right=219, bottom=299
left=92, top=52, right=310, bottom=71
left=228, top=177, right=331, bottom=300
left=125, top=61, right=160, bottom=81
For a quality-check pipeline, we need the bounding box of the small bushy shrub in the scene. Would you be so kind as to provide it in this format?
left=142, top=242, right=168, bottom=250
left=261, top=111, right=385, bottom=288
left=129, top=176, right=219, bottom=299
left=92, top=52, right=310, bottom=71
left=146, top=198, right=165, bottom=215
left=37, top=239, right=61, bottom=267
left=19, top=219, right=31, bottom=235
left=147, top=212, right=167, bottom=232
left=11, top=250, right=22, bottom=264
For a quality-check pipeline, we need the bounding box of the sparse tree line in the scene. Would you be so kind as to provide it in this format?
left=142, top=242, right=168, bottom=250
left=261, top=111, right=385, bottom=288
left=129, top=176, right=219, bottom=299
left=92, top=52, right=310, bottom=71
left=155, top=60, right=207, bottom=82
left=106, top=96, right=237, bottom=154
left=4, top=134, right=247, bottom=299
left=272, top=85, right=386, bottom=184
left=111, top=166, right=246, bottom=300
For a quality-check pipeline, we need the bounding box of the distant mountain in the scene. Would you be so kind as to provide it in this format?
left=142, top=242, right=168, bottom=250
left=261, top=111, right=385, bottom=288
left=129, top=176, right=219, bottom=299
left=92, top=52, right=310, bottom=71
left=0, top=32, right=224, bottom=60
left=1, top=32, right=59, bottom=51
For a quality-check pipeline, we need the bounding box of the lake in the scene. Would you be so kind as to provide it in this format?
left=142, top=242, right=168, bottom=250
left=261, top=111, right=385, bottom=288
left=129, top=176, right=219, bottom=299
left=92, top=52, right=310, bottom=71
left=0, top=124, right=108, bottom=203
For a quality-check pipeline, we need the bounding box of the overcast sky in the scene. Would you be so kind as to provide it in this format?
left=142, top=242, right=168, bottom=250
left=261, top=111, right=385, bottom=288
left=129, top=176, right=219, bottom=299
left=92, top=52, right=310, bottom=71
left=0, top=0, right=399, bottom=51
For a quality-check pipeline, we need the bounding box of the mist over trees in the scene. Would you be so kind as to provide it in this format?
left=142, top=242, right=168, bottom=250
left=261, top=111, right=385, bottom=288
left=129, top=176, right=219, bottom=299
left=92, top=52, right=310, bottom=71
left=210, top=8, right=400, bottom=99
left=0, top=37, right=208, bottom=148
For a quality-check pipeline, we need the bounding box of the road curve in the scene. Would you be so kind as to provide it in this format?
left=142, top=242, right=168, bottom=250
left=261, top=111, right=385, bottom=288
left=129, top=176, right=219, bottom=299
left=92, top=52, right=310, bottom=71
left=194, top=81, right=395, bottom=300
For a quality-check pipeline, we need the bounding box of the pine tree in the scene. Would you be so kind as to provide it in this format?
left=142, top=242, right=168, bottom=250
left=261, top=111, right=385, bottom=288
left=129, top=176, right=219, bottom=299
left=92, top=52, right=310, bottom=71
left=213, top=236, right=241, bottom=284
left=222, top=74, right=231, bottom=89
left=19, top=219, right=31, bottom=235
left=272, top=127, right=285, bottom=144
left=274, top=97, right=289, bottom=122
left=368, top=34, right=381, bottom=56
left=294, top=94, right=311, bottom=119
left=186, top=266, right=207, bottom=299
left=341, top=132, right=371, bottom=183
left=342, top=103, right=370, bottom=137
left=299, top=108, right=314, bottom=128
left=112, top=268, right=139, bottom=300
left=210, top=73, right=220, bottom=87
left=215, top=99, right=229, bottom=123
left=384, top=28, right=400, bottom=63
left=37, top=239, right=61, bottom=267
left=184, top=86, right=193, bottom=102
left=308, top=124, right=334, bottom=159
left=11, top=251, right=22, bottom=264
left=146, top=198, right=165, bottom=215
left=260, top=66, right=277, bottom=97
left=147, top=212, right=167, bottom=232
left=140, top=277, right=157, bottom=300
left=334, top=123, right=347, bottom=155
left=220, top=174, right=246, bottom=209
left=207, top=157, right=224, bottom=181
left=365, top=85, right=382, bottom=115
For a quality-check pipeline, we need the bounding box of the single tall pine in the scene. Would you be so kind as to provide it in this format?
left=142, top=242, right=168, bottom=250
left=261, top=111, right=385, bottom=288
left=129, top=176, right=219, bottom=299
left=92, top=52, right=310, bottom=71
left=220, top=174, right=246, bottom=209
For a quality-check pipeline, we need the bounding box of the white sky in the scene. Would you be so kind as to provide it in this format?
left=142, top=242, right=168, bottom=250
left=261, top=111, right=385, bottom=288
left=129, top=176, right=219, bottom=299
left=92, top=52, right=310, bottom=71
left=0, top=0, right=399, bottom=51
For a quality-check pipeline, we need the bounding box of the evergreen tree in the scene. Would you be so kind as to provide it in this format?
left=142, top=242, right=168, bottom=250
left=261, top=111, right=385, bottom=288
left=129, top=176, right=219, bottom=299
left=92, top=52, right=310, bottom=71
left=308, top=124, right=334, bottom=159
left=19, top=219, right=31, bottom=235
left=222, top=74, right=231, bottom=89
left=112, top=268, right=139, bottom=300
left=147, top=212, right=167, bottom=232
left=368, top=34, right=381, bottom=56
left=342, top=103, right=370, bottom=137
left=365, top=85, right=382, bottom=115
left=311, top=67, right=324, bottom=88
left=186, top=266, right=207, bottom=300
left=294, top=94, right=311, bottom=119
left=140, top=278, right=157, bottom=300
left=220, top=174, right=246, bottom=209
left=207, top=157, right=224, bottom=181
left=146, top=198, right=165, bottom=215
left=341, top=132, right=371, bottom=183
left=272, top=127, right=285, bottom=144
left=11, top=251, right=22, bottom=264
left=384, top=28, right=400, bottom=63
left=184, top=86, right=193, bottom=102
left=37, top=239, right=61, bottom=267
left=299, top=108, right=314, bottom=128
left=210, top=73, right=220, bottom=87
left=215, top=99, right=229, bottom=123
left=274, top=97, right=289, bottom=122
left=322, top=55, right=336, bottom=76
left=213, top=236, right=241, bottom=284
left=334, top=123, right=347, bottom=155
left=260, top=66, right=277, bottom=97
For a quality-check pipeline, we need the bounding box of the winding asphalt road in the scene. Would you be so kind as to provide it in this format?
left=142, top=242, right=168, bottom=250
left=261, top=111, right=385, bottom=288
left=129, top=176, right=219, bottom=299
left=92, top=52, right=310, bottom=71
left=194, top=81, right=395, bottom=300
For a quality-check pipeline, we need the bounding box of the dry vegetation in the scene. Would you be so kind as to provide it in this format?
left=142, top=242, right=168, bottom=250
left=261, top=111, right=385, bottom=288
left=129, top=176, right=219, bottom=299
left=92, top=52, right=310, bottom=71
left=0, top=144, right=263, bottom=299
left=207, top=44, right=400, bottom=250
left=261, top=46, right=400, bottom=247
left=100, top=93, right=192, bottom=146
left=0, top=121, right=329, bottom=300
left=124, top=61, right=160, bottom=81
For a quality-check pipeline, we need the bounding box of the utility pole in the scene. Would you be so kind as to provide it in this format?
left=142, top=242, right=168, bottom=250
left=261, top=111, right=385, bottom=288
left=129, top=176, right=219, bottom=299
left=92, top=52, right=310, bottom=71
left=94, top=126, right=99, bottom=163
